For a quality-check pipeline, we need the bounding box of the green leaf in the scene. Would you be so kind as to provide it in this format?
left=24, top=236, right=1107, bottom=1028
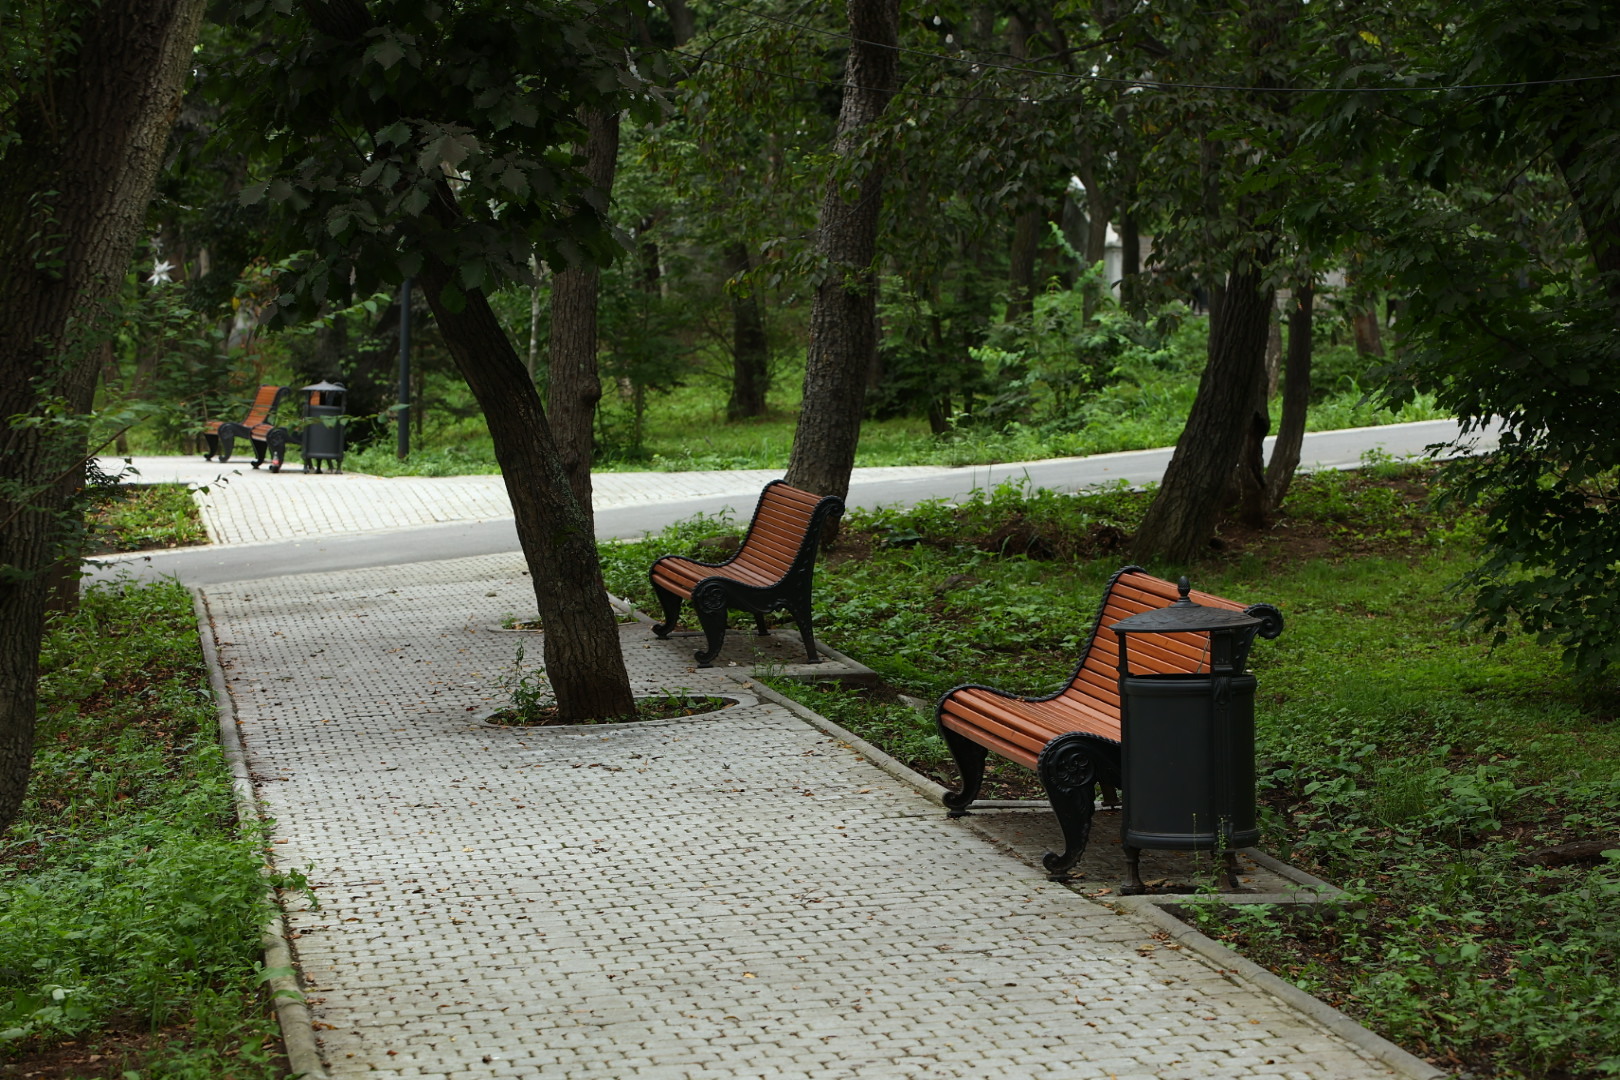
left=375, top=121, right=411, bottom=148
left=367, top=37, right=406, bottom=70
left=400, top=186, right=430, bottom=217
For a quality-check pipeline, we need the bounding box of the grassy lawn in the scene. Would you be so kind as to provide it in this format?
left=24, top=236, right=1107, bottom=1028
left=88, top=484, right=207, bottom=554
left=599, top=465, right=1620, bottom=1080
left=0, top=581, right=292, bottom=1079
left=339, top=318, right=1446, bottom=476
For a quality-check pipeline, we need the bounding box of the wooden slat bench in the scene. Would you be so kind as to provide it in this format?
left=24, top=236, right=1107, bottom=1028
left=650, top=481, right=844, bottom=667
left=935, top=565, right=1283, bottom=879
left=202, top=385, right=290, bottom=469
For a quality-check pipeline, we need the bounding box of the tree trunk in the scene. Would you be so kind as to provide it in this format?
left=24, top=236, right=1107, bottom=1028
left=417, top=251, right=635, bottom=722
left=784, top=0, right=900, bottom=507
left=1351, top=305, right=1384, bottom=357
left=724, top=242, right=769, bottom=419
left=0, top=0, right=208, bottom=834
left=1006, top=208, right=1041, bottom=322
left=1265, top=280, right=1314, bottom=509
left=1130, top=263, right=1276, bottom=564
left=659, top=0, right=694, bottom=45
left=547, top=108, right=621, bottom=526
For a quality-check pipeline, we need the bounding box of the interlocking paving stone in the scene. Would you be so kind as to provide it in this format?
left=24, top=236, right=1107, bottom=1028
left=205, top=553, right=1398, bottom=1079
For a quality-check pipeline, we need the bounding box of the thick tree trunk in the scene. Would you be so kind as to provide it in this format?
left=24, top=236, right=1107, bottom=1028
left=548, top=108, right=621, bottom=526
left=417, top=253, right=635, bottom=721
left=0, top=0, right=208, bottom=834
left=724, top=242, right=769, bottom=420
left=1265, top=280, right=1314, bottom=509
left=1131, top=264, right=1276, bottom=564
left=784, top=0, right=900, bottom=507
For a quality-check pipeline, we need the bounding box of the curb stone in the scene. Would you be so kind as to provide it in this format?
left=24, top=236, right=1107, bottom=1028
left=742, top=664, right=1452, bottom=1080
left=192, top=588, right=331, bottom=1080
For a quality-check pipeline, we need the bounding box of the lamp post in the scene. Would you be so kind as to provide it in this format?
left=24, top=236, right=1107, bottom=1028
left=397, top=277, right=412, bottom=460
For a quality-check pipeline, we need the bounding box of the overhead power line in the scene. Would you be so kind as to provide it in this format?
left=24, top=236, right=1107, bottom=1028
left=705, top=0, right=1620, bottom=96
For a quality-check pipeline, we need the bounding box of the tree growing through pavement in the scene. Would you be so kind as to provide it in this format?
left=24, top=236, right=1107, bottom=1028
left=215, top=0, right=656, bottom=718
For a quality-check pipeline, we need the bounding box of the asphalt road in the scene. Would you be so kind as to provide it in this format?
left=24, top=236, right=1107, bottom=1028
left=89, top=418, right=1494, bottom=587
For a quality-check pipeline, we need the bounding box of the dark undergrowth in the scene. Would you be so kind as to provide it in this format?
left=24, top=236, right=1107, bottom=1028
left=600, top=461, right=1620, bottom=1079
left=0, top=581, right=292, bottom=1079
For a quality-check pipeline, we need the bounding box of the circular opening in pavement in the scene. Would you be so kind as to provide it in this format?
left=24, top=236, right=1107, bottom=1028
left=477, top=694, right=739, bottom=728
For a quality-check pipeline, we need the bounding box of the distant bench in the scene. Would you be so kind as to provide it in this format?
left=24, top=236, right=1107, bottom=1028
left=934, top=566, right=1283, bottom=879
left=650, top=481, right=844, bottom=667
left=202, top=385, right=292, bottom=471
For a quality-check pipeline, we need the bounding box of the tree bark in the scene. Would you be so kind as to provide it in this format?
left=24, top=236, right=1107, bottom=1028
left=1006, top=208, right=1042, bottom=322
left=548, top=108, right=621, bottom=527
left=417, top=248, right=635, bottom=721
left=784, top=0, right=900, bottom=508
left=724, top=242, right=770, bottom=419
left=1351, top=305, right=1384, bottom=357
left=0, top=0, right=208, bottom=834
left=1265, top=280, right=1314, bottom=509
left=1131, top=263, right=1276, bottom=564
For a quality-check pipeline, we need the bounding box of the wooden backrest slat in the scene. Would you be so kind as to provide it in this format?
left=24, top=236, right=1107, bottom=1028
left=731, top=484, right=826, bottom=582
left=1067, top=570, right=1254, bottom=692
left=242, top=385, right=282, bottom=426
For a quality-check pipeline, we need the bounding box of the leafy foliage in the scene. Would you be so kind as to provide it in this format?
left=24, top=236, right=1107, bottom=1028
left=214, top=0, right=655, bottom=321
left=1328, top=0, right=1620, bottom=681
left=0, top=581, right=282, bottom=1074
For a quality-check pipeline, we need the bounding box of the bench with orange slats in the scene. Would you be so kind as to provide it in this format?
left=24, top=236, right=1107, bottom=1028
left=934, top=565, right=1283, bottom=878
left=202, top=385, right=291, bottom=469
left=650, top=480, right=844, bottom=667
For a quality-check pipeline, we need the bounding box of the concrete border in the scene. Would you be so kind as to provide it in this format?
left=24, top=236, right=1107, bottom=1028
left=739, top=669, right=1449, bottom=1080
left=191, top=588, right=330, bottom=1080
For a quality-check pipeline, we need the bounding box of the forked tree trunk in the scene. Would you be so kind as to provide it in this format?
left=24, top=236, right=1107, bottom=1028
left=784, top=0, right=900, bottom=509
left=0, top=0, right=208, bottom=834
left=1265, top=280, right=1314, bottom=508
left=548, top=108, right=621, bottom=527
left=1131, top=263, right=1276, bottom=564
left=724, top=243, right=770, bottom=420
left=417, top=251, right=635, bottom=721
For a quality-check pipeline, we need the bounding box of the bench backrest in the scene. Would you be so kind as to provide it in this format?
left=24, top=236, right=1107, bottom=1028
left=727, top=481, right=844, bottom=583
left=241, top=385, right=287, bottom=426
left=1065, top=567, right=1281, bottom=713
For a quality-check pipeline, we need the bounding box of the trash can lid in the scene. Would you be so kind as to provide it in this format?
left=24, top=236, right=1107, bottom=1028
left=301, top=380, right=346, bottom=392
left=1110, top=577, right=1262, bottom=635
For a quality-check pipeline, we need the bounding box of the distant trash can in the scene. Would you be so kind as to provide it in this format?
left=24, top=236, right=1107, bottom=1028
left=299, top=381, right=346, bottom=474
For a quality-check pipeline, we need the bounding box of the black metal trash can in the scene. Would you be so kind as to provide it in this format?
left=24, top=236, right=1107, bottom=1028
left=299, top=380, right=346, bottom=473
left=1111, top=578, right=1268, bottom=894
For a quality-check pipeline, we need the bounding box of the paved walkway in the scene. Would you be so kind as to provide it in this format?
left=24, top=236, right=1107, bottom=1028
left=204, top=554, right=1410, bottom=1079
left=110, top=457, right=949, bottom=547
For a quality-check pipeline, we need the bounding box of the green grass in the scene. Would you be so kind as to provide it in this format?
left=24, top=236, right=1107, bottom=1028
left=1, top=581, right=290, bottom=1078
left=89, top=484, right=208, bottom=553
left=599, top=473, right=1620, bottom=1079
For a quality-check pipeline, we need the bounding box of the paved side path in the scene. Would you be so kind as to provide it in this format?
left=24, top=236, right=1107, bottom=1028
left=206, top=555, right=1397, bottom=1079
left=115, top=457, right=947, bottom=547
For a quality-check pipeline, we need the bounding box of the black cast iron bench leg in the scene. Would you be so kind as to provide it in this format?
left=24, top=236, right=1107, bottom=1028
left=1036, top=732, right=1112, bottom=881
left=940, top=727, right=989, bottom=816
